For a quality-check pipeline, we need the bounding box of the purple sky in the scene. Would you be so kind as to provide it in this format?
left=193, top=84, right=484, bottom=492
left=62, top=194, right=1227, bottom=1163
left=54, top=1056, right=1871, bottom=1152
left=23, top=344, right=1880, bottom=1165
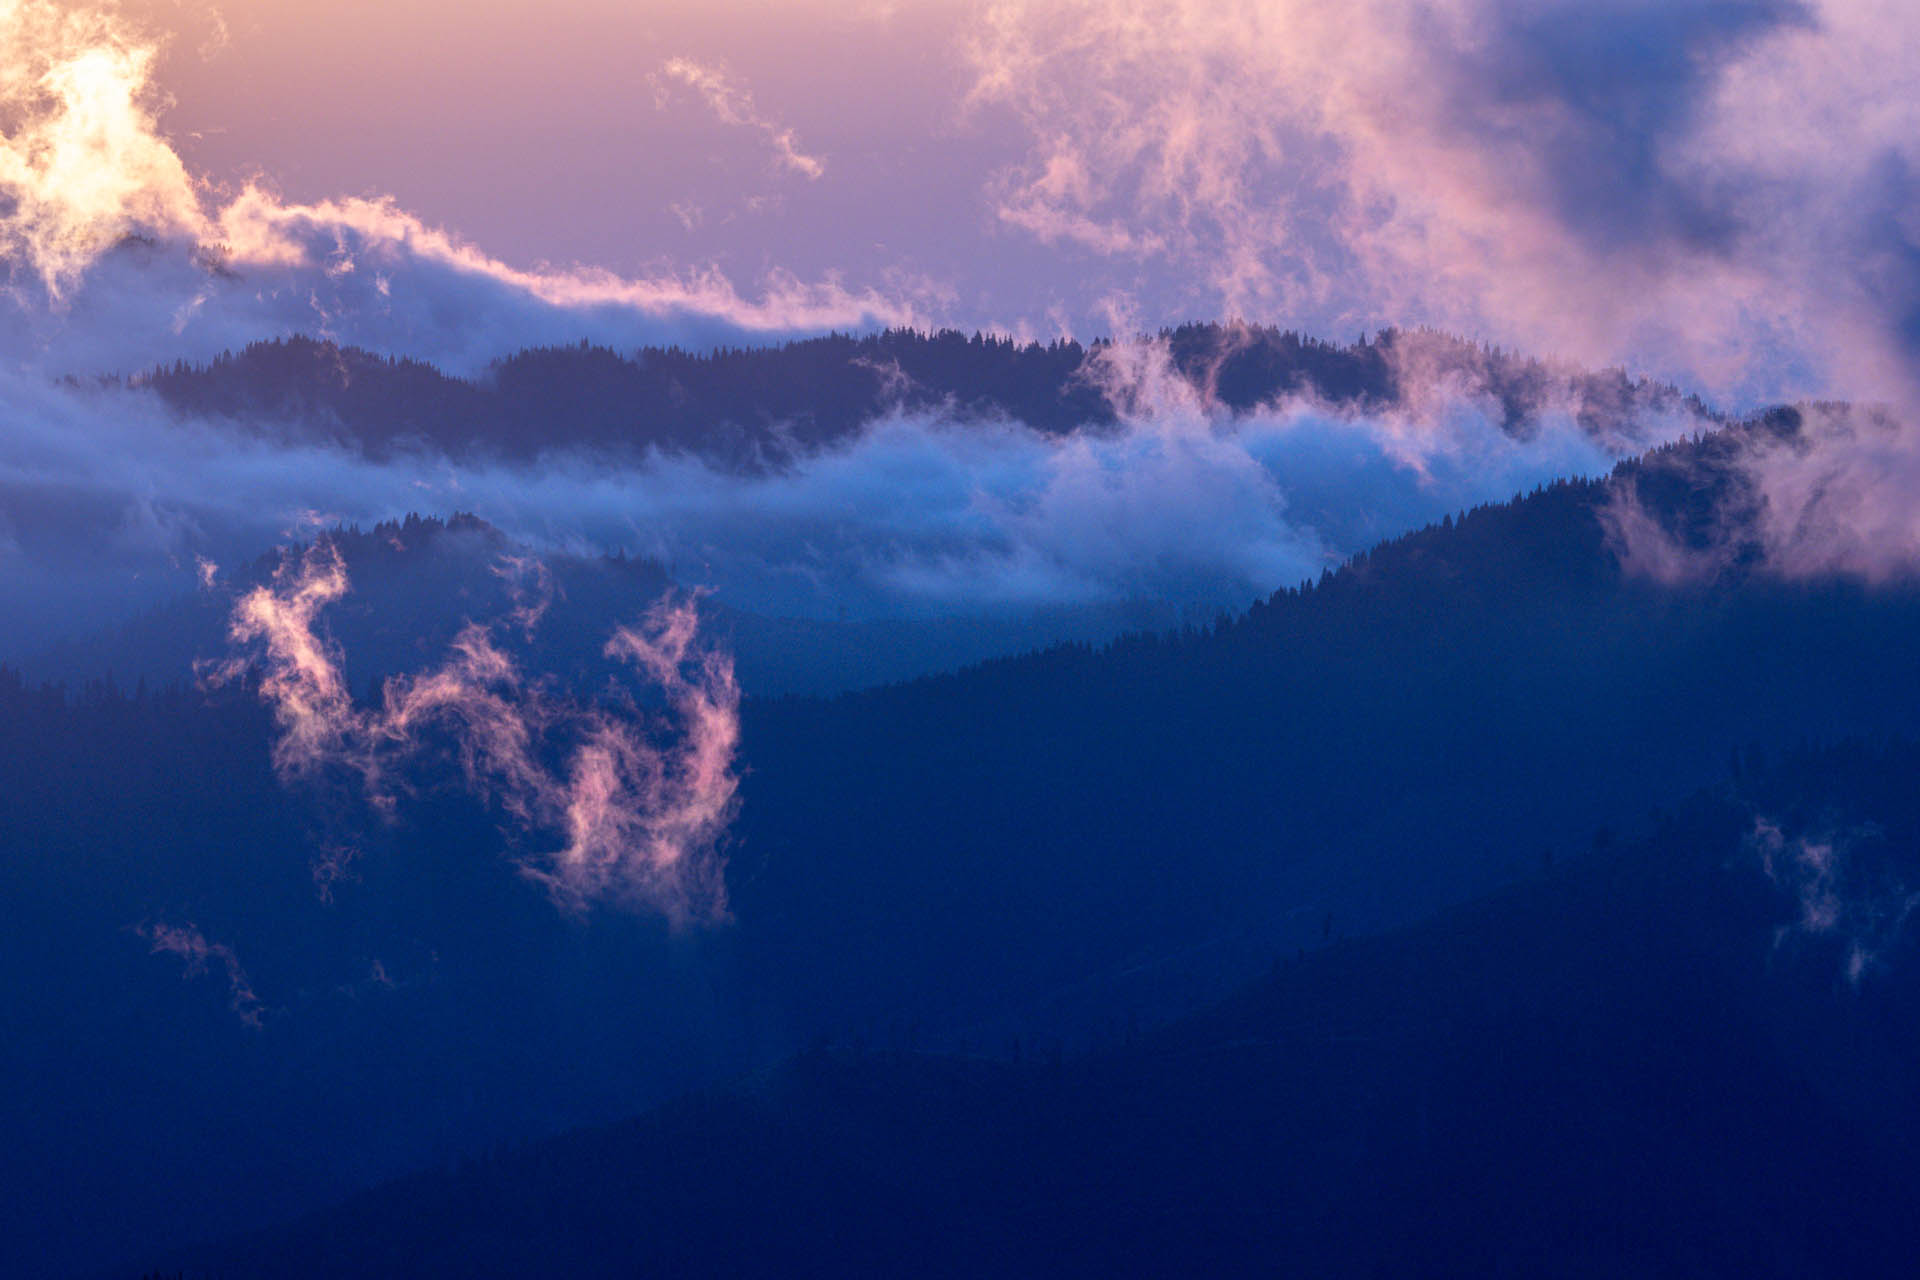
left=132, top=1, right=1059, bottom=329
left=7, top=0, right=1896, bottom=408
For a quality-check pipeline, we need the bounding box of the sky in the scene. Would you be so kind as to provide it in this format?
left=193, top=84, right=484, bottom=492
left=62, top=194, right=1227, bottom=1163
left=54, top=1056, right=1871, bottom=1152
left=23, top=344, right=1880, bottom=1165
left=5, top=0, right=1918, bottom=404
left=8, top=0, right=1920, bottom=644
left=131, top=1, right=992, bottom=299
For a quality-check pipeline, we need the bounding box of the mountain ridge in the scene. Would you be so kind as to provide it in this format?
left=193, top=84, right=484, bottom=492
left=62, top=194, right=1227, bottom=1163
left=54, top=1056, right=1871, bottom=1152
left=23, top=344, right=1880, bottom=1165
left=129, top=323, right=1705, bottom=467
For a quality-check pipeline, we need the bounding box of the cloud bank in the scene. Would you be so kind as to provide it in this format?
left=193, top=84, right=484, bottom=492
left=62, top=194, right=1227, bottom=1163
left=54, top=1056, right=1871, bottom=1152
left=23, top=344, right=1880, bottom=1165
left=0, top=332, right=1699, bottom=657
left=967, top=0, right=1920, bottom=408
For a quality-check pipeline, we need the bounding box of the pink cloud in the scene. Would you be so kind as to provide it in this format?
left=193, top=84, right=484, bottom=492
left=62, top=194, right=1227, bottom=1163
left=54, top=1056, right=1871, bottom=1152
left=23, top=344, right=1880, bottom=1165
left=656, top=57, right=826, bottom=181
left=139, top=920, right=265, bottom=1028
left=965, top=0, right=1920, bottom=409
left=209, top=542, right=741, bottom=923
left=1751, top=817, right=1920, bottom=986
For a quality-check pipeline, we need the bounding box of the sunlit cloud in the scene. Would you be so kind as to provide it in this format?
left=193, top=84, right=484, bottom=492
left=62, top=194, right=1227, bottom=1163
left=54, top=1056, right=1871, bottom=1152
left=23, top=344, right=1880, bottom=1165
left=0, top=0, right=205, bottom=298
left=206, top=544, right=740, bottom=923
left=968, top=0, right=1920, bottom=591
left=965, top=0, right=1920, bottom=410
left=216, top=539, right=355, bottom=781
left=0, top=2, right=909, bottom=375
left=16, top=0, right=1920, bottom=412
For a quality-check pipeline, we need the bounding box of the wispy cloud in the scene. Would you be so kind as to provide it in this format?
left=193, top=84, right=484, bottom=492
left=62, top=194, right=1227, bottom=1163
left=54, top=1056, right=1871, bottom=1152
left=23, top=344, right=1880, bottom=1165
left=216, top=540, right=356, bottom=781
left=657, top=57, right=826, bottom=181
left=1751, top=817, right=1920, bottom=986
left=967, top=0, right=1920, bottom=593
left=138, top=920, right=265, bottom=1027
left=206, top=546, right=740, bottom=922
left=1605, top=402, right=1920, bottom=586
left=965, top=0, right=1920, bottom=410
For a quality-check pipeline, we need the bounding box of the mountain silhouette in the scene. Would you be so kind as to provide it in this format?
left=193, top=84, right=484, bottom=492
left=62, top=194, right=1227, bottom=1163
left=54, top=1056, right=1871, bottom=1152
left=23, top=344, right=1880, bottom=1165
left=142, top=738, right=1920, bottom=1278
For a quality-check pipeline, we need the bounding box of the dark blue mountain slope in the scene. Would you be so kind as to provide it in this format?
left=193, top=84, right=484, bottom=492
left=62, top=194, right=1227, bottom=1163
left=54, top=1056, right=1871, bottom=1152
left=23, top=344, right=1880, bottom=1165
left=146, top=739, right=1920, bottom=1279
left=7, top=413, right=1917, bottom=1275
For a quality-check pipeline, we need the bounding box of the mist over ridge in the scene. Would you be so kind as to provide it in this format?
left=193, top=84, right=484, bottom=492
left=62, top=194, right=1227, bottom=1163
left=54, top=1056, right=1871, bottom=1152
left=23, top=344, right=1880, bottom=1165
left=0, top=320, right=1703, bottom=664
left=12, top=1, right=1920, bottom=1276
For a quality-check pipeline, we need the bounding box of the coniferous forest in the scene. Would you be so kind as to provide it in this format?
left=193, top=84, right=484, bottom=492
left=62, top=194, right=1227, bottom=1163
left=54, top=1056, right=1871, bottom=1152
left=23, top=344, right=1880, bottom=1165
left=11, top=3, right=1920, bottom=1276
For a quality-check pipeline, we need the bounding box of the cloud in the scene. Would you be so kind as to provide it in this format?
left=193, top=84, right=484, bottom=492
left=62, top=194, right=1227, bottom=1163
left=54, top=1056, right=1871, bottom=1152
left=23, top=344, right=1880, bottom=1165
left=0, top=330, right=1704, bottom=656
left=0, top=0, right=206, bottom=299
left=965, top=0, right=1920, bottom=409
left=14, top=0, right=1920, bottom=417
left=208, top=545, right=740, bottom=923
left=1597, top=483, right=1731, bottom=587
left=0, top=2, right=1731, bottom=645
left=965, top=1, right=1920, bottom=592
left=1604, top=402, right=1920, bottom=586
left=138, top=920, right=265, bottom=1027
left=1, top=185, right=918, bottom=378
left=211, top=540, right=356, bottom=780
left=493, top=552, right=556, bottom=639
left=1731, top=404, right=1920, bottom=581
left=1751, top=817, right=1920, bottom=985
left=0, top=3, right=909, bottom=377
left=543, top=608, right=740, bottom=915
left=656, top=57, right=826, bottom=181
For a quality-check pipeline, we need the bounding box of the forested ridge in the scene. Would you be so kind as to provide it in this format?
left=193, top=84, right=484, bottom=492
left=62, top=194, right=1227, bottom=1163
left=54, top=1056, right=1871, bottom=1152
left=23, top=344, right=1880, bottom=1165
left=10, top=410, right=1920, bottom=1275
left=141, top=737, right=1920, bottom=1278
left=131, top=323, right=1698, bottom=464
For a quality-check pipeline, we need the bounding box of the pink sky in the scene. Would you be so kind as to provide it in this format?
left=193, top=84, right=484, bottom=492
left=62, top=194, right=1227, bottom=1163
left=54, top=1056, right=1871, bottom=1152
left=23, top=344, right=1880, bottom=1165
left=10, top=1, right=1920, bottom=642
left=134, top=1, right=1021, bottom=307
left=8, top=0, right=1920, bottom=408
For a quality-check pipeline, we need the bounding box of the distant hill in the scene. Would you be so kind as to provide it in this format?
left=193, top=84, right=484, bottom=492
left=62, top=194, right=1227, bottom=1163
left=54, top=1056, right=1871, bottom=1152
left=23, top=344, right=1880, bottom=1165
left=11, top=411, right=1920, bottom=1276
left=726, top=407, right=1920, bottom=1044
left=131, top=324, right=1701, bottom=465
left=144, top=738, right=1920, bottom=1278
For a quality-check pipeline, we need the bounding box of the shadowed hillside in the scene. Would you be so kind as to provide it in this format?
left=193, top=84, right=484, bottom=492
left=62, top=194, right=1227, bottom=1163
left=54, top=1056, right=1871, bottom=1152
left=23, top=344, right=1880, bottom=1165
left=728, top=409, right=1920, bottom=1043
left=144, top=739, right=1920, bottom=1279
left=9, top=414, right=1920, bottom=1275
